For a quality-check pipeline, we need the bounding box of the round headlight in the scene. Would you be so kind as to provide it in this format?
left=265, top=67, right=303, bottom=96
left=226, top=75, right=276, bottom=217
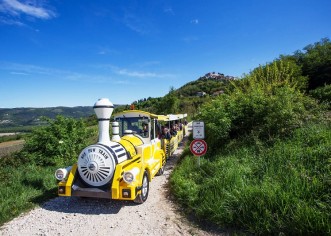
left=55, top=168, right=67, bottom=181
left=123, top=167, right=140, bottom=184
left=123, top=172, right=134, bottom=183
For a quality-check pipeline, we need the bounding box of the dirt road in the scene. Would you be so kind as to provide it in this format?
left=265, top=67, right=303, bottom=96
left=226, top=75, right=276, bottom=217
left=0, top=138, right=222, bottom=236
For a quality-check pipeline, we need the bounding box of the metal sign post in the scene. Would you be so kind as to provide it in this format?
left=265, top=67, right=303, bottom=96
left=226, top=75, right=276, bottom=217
left=191, top=121, right=207, bottom=167
left=189, top=139, right=208, bottom=167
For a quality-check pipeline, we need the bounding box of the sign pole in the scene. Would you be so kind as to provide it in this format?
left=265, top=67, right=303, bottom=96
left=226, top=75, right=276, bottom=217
left=190, top=120, right=207, bottom=168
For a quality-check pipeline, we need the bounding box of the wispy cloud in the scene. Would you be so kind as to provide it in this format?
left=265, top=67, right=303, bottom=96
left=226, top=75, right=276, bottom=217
left=113, top=80, right=130, bottom=85
left=1, top=62, right=55, bottom=75
left=122, top=12, right=150, bottom=35
left=10, top=71, right=29, bottom=75
left=117, top=69, right=158, bottom=78
left=0, top=0, right=56, bottom=25
left=182, top=36, right=199, bottom=43
left=0, top=61, right=176, bottom=85
left=97, top=47, right=120, bottom=56
left=190, top=19, right=199, bottom=24
left=164, top=7, right=174, bottom=15
left=94, top=64, right=176, bottom=80
left=0, top=62, right=114, bottom=83
left=133, top=61, right=160, bottom=68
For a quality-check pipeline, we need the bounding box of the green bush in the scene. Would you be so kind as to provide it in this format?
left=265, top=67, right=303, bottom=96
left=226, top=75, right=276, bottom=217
left=19, top=115, right=91, bottom=166
left=310, top=84, right=331, bottom=108
left=197, top=61, right=320, bottom=153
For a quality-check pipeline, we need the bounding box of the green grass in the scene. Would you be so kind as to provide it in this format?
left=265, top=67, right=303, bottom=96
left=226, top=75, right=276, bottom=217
left=0, top=125, right=36, bottom=133
left=0, top=134, right=24, bottom=143
left=170, top=123, right=331, bottom=235
left=0, top=156, right=58, bottom=226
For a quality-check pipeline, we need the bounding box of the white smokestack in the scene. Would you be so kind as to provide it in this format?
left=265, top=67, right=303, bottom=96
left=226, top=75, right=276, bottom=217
left=93, top=98, right=114, bottom=146
left=111, top=122, right=121, bottom=142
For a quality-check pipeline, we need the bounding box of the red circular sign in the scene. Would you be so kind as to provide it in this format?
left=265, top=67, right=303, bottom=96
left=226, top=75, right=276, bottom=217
left=190, top=140, right=207, bottom=156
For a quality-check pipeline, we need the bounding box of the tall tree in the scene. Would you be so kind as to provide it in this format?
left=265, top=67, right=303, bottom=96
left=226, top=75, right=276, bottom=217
left=294, top=38, right=331, bottom=90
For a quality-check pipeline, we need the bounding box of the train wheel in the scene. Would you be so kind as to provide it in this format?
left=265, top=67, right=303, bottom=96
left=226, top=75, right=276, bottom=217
left=134, top=171, right=149, bottom=204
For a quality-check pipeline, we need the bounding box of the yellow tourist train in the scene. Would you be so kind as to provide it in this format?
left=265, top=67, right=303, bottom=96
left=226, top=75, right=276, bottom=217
left=54, top=98, right=187, bottom=204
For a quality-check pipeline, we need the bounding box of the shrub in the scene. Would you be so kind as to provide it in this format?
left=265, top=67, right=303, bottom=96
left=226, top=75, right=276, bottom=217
left=20, top=115, right=91, bottom=166
left=310, top=84, right=331, bottom=109
left=197, top=61, right=320, bottom=153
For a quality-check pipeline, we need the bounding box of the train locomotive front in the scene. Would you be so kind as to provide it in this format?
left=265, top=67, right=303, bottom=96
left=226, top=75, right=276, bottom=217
left=54, top=98, right=166, bottom=203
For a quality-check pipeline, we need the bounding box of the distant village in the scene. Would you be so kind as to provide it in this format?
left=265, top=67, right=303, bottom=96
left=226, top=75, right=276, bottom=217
left=196, top=72, right=237, bottom=97
left=199, top=72, right=237, bottom=81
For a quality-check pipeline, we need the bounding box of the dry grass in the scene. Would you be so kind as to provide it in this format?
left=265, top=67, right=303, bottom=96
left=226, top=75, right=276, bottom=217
left=0, top=140, right=24, bottom=158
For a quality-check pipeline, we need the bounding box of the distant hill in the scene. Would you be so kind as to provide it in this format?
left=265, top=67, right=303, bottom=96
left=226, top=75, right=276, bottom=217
left=127, top=72, right=238, bottom=116
left=0, top=106, right=95, bottom=129
left=176, top=72, right=237, bottom=97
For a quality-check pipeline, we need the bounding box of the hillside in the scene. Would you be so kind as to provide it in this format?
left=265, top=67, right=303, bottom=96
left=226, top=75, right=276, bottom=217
left=176, top=72, right=236, bottom=97
left=126, top=72, right=237, bottom=116
left=0, top=106, right=94, bottom=130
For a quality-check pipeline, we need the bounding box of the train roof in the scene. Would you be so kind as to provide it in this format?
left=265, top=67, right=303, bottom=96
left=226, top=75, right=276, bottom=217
left=113, top=110, right=187, bottom=121
left=113, top=110, right=158, bottom=119
left=167, top=114, right=187, bottom=121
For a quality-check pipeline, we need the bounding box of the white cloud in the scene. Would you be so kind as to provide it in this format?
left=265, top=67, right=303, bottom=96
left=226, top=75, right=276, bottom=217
left=164, top=7, right=174, bottom=15
left=134, top=61, right=160, bottom=68
left=122, top=12, right=147, bottom=34
left=190, top=19, right=199, bottom=24
left=10, top=71, right=28, bottom=75
left=117, top=69, right=157, bottom=78
left=182, top=36, right=199, bottom=43
left=3, top=0, right=55, bottom=18
left=0, top=0, right=56, bottom=25
left=113, top=80, right=130, bottom=85
left=3, top=63, right=88, bottom=82
left=114, top=67, right=176, bottom=79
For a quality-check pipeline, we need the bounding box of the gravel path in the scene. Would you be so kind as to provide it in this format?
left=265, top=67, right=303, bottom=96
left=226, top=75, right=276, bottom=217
left=0, top=138, right=223, bottom=236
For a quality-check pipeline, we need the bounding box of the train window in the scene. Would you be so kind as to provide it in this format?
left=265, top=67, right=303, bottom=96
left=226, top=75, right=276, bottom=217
left=116, top=117, right=150, bottom=138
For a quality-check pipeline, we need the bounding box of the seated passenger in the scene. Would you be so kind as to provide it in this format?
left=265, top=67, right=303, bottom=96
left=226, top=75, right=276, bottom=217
left=140, top=122, right=149, bottom=138
left=170, top=125, right=177, bottom=136
left=159, top=126, right=171, bottom=140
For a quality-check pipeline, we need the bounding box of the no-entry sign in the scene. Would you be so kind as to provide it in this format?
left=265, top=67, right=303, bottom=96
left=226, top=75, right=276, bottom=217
left=190, top=139, right=207, bottom=156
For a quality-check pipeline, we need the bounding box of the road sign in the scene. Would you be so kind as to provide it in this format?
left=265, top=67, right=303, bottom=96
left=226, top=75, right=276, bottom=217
left=192, top=121, right=205, bottom=139
left=190, top=139, right=207, bottom=156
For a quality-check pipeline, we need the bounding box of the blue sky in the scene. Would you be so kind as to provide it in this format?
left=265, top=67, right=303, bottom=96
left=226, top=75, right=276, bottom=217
left=0, top=0, right=330, bottom=108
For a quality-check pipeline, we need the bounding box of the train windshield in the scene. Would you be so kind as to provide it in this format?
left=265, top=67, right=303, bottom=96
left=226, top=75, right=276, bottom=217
left=115, top=117, right=150, bottom=137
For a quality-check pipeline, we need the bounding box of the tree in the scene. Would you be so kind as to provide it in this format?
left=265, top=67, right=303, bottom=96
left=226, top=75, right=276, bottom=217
left=294, top=38, right=331, bottom=90
left=155, top=88, right=179, bottom=114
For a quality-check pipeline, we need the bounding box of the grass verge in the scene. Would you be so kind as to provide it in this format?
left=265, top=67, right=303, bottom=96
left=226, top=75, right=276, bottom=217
left=0, top=156, right=58, bottom=226
left=170, top=123, right=331, bottom=235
